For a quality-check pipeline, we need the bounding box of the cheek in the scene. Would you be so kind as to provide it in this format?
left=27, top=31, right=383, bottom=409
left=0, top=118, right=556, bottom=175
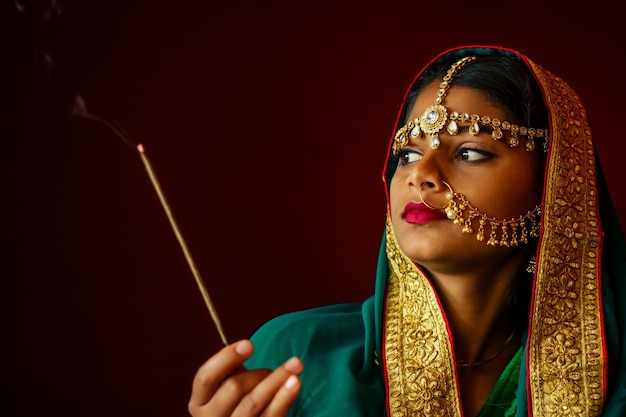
left=388, top=176, right=403, bottom=218
left=480, top=166, right=541, bottom=217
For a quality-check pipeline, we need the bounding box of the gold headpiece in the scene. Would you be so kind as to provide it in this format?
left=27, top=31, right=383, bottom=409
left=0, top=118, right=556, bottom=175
left=393, top=56, right=549, bottom=154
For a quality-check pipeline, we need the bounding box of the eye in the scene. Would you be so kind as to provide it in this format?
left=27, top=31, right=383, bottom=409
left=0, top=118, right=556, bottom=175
left=457, top=147, right=492, bottom=162
left=398, top=149, right=422, bottom=166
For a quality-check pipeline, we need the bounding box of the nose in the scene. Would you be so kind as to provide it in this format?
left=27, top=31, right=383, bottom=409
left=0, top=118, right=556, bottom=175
left=406, top=149, right=445, bottom=190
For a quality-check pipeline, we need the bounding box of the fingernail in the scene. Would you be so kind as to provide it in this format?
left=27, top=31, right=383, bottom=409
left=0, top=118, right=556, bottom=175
left=235, top=340, right=253, bottom=356
left=284, top=375, right=299, bottom=391
left=283, top=357, right=302, bottom=373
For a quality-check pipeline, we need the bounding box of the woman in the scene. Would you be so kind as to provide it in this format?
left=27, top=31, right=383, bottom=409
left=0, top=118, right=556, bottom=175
left=188, top=46, right=626, bottom=416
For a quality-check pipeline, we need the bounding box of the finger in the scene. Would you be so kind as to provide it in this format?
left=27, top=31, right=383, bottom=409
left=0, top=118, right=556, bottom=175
left=189, top=340, right=255, bottom=409
left=230, top=357, right=303, bottom=417
left=261, top=374, right=302, bottom=417
left=203, top=368, right=272, bottom=417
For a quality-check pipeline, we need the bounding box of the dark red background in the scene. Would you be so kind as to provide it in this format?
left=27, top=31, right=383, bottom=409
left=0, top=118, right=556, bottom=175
left=6, top=1, right=625, bottom=416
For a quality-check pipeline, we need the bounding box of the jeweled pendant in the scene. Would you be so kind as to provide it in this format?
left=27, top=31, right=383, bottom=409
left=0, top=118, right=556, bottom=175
left=410, top=125, right=421, bottom=139
left=492, top=127, right=503, bottom=140
left=424, top=108, right=439, bottom=124
left=420, top=104, right=448, bottom=134
left=469, top=122, right=480, bottom=136
left=430, top=134, right=440, bottom=150
left=447, top=120, right=458, bottom=135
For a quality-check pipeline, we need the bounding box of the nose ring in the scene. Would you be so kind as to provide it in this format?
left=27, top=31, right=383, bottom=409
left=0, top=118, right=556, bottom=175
left=418, top=181, right=455, bottom=210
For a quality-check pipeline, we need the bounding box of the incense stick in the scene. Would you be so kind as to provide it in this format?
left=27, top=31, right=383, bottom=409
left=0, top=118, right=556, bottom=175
left=136, top=143, right=229, bottom=346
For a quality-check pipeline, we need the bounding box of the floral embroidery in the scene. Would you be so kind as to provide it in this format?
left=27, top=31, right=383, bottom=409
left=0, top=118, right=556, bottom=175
left=528, top=63, right=604, bottom=416
left=384, top=218, right=462, bottom=417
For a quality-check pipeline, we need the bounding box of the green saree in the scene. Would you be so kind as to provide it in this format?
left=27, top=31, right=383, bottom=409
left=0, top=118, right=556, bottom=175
left=245, top=46, right=626, bottom=417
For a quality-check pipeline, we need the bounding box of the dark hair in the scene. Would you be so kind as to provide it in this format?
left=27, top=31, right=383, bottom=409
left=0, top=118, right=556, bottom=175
left=401, top=54, right=548, bottom=130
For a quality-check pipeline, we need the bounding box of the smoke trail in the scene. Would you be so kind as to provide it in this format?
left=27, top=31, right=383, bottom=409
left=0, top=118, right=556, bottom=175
left=69, top=94, right=137, bottom=148
left=14, top=0, right=63, bottom=19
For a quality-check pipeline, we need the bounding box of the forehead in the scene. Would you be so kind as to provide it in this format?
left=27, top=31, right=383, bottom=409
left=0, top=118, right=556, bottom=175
left=407, top=82, right=508, bottom=122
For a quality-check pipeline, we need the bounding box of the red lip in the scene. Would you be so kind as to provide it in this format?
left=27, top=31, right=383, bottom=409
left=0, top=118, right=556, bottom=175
left=402, top=201, right=447, bottom=225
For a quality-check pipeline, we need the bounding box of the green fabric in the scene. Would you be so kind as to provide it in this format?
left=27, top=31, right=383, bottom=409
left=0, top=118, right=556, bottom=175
left=247, top=301, right=385, bottom=416
left=476, top=347, right=522, bottom=417
left=246, top=233, right=389, bottom=416
left=248, top=313, right=523, bottom=417
left=245, top=46, right=626, bottom=416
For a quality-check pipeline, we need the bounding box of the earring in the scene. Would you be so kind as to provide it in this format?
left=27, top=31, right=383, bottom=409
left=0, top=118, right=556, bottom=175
left=526, top=256, right=536, bottom=274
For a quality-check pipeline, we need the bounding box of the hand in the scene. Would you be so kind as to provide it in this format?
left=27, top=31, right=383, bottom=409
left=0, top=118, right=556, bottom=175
left=189, top=340, right=303, bottom=417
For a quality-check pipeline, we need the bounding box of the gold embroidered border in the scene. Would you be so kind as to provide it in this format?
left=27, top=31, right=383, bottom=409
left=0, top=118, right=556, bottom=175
left=384, top=216, right=462, bottom=417
left=527, top=61, right=605, bottom=416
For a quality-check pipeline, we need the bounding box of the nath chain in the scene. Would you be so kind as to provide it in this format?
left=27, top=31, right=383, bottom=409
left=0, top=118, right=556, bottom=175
left=444, top=191, right=541, bottom=247
left=419, top=181, right=541, bottom=248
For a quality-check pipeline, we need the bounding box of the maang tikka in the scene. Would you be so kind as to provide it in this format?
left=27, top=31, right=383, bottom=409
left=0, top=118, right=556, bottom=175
left=393, top=56, right=550, bottom=154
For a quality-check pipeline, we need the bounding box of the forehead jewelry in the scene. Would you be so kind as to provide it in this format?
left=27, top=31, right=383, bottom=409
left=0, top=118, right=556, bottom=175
left=393, top=56, right=549, bottom=154
left=419, top=181, right=541, bottom=247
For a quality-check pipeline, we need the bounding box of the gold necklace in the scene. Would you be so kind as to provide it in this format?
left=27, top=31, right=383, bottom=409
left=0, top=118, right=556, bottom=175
left=456, top=329, right=516, bottom=368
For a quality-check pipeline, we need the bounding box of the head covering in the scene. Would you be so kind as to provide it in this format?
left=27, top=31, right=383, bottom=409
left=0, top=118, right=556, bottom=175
left=246, top=45, right=626, bottom=417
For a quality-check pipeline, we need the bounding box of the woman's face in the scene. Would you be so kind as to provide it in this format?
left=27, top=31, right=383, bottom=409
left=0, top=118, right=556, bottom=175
left=389, top=82, right=543, bottom=272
